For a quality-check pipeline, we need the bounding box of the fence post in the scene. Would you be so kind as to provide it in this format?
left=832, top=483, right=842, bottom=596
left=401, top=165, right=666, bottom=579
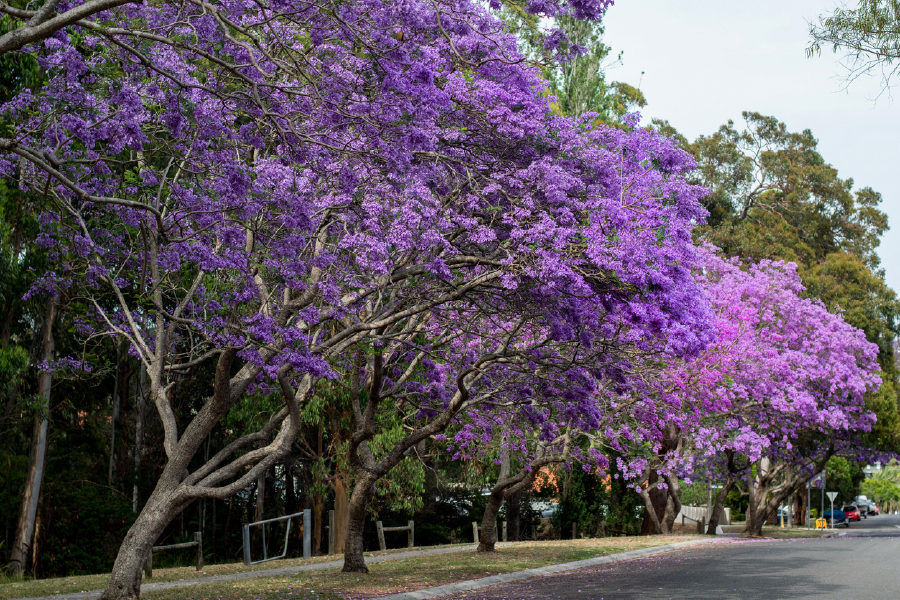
left=572, top=523, right=577, bottom=539
left=472, top=522, right=479, bottom=543
left=143, top=550, right=153, bottom=579
left=376, top=521, right=387, bottom=551
left=303, top=509, right=311, bottom=560
left=408, top=520, right=414, bottom=548
left=242, top=523, right=252, bottom=565
left=328, top=510, right=335, bottom=556
left=195, top=531, right=203, bottom=571
left=502, top=521, right=507, bottom=543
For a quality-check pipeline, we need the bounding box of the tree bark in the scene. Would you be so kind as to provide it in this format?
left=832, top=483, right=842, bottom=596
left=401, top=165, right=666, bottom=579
left=742, top=451, right=833, bottom=537
left=478, top=439, right=510, bottom=552
left=98, top=352, right=304, bottom=599
left=707, top=450, right=737, bottom=535
left=638, top=422, right=682, bottom=536
left=478, top=490, right=503, bottom=552
left=506, top=490, right=522, bottom=541
left=99, top=476, right=189, bottom=600
left=706, top=475, right=735, bottom=534
left=333, top=474, right=349, bottom=554
left=133, top=365, right=146, bottom=513
left=109, top=339, right=122, bottom=486
left=640, top=469, right=666, bottom=535
left=312, top=495, right=324, bottom=556
left=341, top=474, right=376, bottom=572
left=7, top=297, right=55, bottom=577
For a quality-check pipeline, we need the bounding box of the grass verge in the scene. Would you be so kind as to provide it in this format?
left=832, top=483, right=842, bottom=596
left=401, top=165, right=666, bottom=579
left=141, top=536, right=701, bottom=600
left=719, top=525, right=826, bottom=538
left=0, top=544, right=473, bottom=600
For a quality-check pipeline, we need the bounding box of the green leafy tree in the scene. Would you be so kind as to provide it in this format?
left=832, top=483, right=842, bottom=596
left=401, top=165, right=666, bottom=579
left=809, top=0, right=900, bottom=91
left=861, top=477, right=900, bottom=511
left=499, top=7, right=645, bottom=121
left=826, top=456, right=865, bottom=507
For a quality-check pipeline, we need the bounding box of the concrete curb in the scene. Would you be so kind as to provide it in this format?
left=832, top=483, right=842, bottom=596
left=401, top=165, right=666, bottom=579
left=14, top=545, right=477, bottom=600
left=378, top=538, right=719, bottom=600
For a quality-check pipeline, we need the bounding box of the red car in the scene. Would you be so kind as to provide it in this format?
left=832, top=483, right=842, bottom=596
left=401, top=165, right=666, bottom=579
left=842, top=505, right=862, bottom=521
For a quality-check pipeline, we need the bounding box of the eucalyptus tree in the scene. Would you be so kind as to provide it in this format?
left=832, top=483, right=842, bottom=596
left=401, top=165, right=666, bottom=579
left=809, top=0, right=900, bottom=91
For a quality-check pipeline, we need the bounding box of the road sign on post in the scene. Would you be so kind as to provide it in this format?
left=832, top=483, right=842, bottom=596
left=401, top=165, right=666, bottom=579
left=826, top=492, right=839, bottom=529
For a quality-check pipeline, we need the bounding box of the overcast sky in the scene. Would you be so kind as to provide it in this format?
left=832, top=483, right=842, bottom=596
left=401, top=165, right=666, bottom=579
left=601, top=0, right=900, bottom=293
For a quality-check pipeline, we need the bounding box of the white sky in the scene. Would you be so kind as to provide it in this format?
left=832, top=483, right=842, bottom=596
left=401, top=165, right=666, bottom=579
left=601, top=0, right=900, bottom=294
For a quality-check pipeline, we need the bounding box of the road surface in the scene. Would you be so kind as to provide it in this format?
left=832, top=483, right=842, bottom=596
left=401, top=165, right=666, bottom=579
left=441, top=514, right=900, bottom=599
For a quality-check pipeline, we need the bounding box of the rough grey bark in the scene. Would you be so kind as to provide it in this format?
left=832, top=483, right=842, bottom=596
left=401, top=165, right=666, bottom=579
left=742, top=448, right=833, bottom=537
left=341, top=336, right=492, bottom=572
left=108, top=339, right=122, bottom=486
left=706, top=451, right=738, bottom=535
left=132, top=364, right=145, bottom=513
left=7, top=297, right=55, bottom=577
left=637, top=421, right=682, bottom=535
left=478, top=490, right=504, bottom=552
left=98, top=349, right=307, bottom=600
left=637, top=471, right=682, bottom=535
left=478, top=436, right=572, bottom=552
left=0, top=0, right=133, bottom=56
left=342, top=473, right=377, bottom=571
left=478, top=436, right=511, bottom=552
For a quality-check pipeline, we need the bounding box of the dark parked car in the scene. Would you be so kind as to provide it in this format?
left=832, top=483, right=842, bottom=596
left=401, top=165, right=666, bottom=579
left=842, top=505, right=862, bottom=521
left=823, top=509, right=850, bottom=528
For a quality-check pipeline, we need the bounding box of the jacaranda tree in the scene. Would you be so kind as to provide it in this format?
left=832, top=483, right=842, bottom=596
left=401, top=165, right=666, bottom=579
left=0, top=0, right=724, bottom=595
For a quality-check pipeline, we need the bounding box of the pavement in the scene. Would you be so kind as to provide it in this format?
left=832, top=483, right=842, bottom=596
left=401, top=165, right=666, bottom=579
left=422, top=514, right=900, bottom=600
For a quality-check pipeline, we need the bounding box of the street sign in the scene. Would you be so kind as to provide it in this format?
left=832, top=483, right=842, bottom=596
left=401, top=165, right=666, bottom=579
left=826, top=492, right=838, bottom=530
left=807, top=470, right=826, bottom=489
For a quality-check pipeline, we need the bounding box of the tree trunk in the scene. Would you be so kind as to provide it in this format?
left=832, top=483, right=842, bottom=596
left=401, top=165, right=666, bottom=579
left=478, top=490, right=504, bottom=552
left=224, top=495, right=235, bottom=561
left=133, top=365, right=146, bottom=513
left=341, top=475, right=376, bottom=573
left=506, top=490, right=522, bottom=542
left=744, top=466, right=759, bottom=535
left=312, top=495, right=324, bottom=556
left=662, top=474, right=681, bottom=532
left=706, top=475, right=735, bottom=534
left=7, top=297, right=55, bottom=577
left=252, top=464, right=265, bottom=555
left=98, top=477, right=188, bottom=600
left=108, top=339, right=122, bottom=487
left=479, top=439, right=510, bottom=552
left=638, top=480, right=664, bottom=535
left=333, top=475, right=349, bottom=555
left=640, top=470, right=667, bottom=535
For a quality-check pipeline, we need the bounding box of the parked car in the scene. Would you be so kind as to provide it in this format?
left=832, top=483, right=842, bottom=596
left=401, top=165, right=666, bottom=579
left=823, top=509, right=850, bottom=528
left=856, top=496, right=875, bottom=516
left=842, top=505, right=862, bottom=521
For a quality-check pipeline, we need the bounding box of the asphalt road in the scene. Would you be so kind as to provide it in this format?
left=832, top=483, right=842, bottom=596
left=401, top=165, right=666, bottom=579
left=441, top=515, right=900, bottom=600
left=842, top=510, right=900, bottom=535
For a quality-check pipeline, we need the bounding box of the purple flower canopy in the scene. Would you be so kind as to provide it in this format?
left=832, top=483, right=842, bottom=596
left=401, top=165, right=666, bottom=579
left=0, top=0, right=885, bottom=483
